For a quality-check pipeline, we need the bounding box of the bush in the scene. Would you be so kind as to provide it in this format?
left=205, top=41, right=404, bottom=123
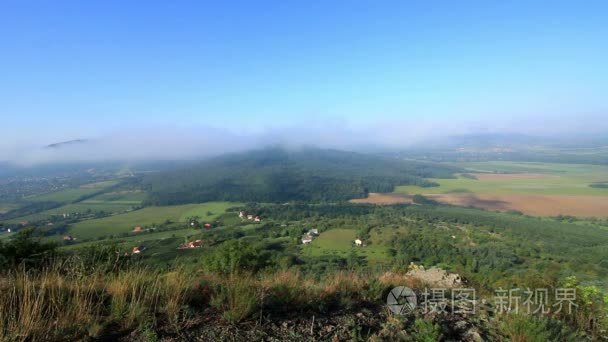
left=210, top=274, right=258, bottom=322
left=0, top=228, right=57, bottom=270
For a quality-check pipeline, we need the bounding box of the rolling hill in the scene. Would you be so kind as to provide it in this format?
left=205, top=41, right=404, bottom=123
left=142, top=148, right=460, bottom=205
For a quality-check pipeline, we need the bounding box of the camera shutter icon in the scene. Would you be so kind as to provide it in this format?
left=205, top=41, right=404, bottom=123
left=387, top=286, right=417, bottom=314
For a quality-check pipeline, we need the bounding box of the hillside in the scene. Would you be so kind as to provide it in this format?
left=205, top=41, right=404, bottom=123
left=142, top=148, right=460, bottom=205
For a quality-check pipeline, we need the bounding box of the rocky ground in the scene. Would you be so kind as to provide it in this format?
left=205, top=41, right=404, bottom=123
left=98, top=305, right=488, bottom=342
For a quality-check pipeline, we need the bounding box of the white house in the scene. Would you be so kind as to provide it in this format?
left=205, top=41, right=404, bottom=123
left=254, top=216, right=261, bottom=222
left=239, top=211, right=245, bottom=218
left=302, top=236, right=313, bottom=244
left=354, top=239, right=363, bottom=246
left=247, top=215, right=254, bottom=220
left=308, top=229, right=319, bottom=235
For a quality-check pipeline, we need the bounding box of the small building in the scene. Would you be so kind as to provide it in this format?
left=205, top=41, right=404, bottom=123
left=308, top=229, right=319, bottom=235
left=239, top=211, right=246, bottom=218
left=179, top=239, right=204, bottom=249
left=302, top=236, right=313, bottom=244
left=63, top=235, right=74, bottom=241
left=354, top=238, right=363, bottom=246
left=247, top=215, right=254, bottom=220
left=190, top=240, right=203, bottom=248
left=132, top=246, right=146, bottom=254
left=204, top=223, right=212, bottom=229
left=254, top=216, right=261, bottom=222
left=133, top=226, right=143, bottom=233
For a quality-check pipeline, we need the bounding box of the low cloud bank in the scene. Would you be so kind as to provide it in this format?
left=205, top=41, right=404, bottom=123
left=2, top=113, right=607, bottom=166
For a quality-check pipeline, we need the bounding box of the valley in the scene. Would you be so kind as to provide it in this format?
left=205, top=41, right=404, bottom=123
left=1, top=149, right=608, bottom=340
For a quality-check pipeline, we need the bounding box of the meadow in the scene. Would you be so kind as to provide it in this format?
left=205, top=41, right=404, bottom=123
left=82, top=190, right=147, bottom=204
left=25, top=180, right=119, bottom=202
left=67, top=202, right=239, bottom=239
left=302, top=228, right=390, bottom=263
left=7, top=202, right=137, bottom=223
left=0, top=203, right=17, bottom=214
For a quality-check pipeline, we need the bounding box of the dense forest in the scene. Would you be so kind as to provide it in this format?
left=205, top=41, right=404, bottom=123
left=142, top=148, right=459, bottom=205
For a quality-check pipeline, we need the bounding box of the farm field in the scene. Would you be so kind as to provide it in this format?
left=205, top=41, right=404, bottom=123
left=67, top=202, right=239, bottom=240
left=24, top=180, right=119, bottom=203
left=60, top=227, right=202, bottom=250
left=82, top=190, right=147, bottom=204
left=349, top=192, right=412, bottom=204
left=0, top=203, right=17, bottom=214
left=301, top=228, right=390, bottom=263
left=6, top=202, right=137, bottom=223
left=391, top=162, right=608, bottom=217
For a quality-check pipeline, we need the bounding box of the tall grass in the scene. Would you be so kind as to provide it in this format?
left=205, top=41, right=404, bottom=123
left=0, top=262, right=194, bottom=341
left=0, top=267, right=104, bottom=341
left=0, top=263, right=603, bottom=341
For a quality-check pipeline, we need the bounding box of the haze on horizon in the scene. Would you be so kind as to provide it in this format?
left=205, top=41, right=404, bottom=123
left=1, top=1, right=607, bottom=164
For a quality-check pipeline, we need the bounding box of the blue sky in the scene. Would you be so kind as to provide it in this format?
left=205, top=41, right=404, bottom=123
left=1, top=1, right=607, bottom=159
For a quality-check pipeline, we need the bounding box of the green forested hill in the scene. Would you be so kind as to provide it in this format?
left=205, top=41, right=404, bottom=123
left=142, top=148, right=459, bottom=205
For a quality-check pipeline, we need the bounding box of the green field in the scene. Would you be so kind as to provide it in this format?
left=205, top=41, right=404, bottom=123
left=60, top=227, right=203, bottom=250
left=302, top=228, right=389, bottom=263
left=7, top=202, right=137, bottom=223
left=82, top=190, right=147, bottom=204
left=0, top=203, right=17, bottom=214
left=25, top=180, right=119, bottom=203
left=396, top=162, right=608, bottom=196
left=8, top=188, right=149, bottom=223
left=68, top=202, right=239, bottom=239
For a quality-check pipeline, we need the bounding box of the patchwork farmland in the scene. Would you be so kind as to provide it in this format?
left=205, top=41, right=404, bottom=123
left=359, top=162, right=608, bottom=217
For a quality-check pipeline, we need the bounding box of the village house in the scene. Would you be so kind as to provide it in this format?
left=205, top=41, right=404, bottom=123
left=239, top=211, right=245, bottom=218
left=247, top=215, right=254, bottom=220
left=63, top=235, right=74, bottom=242
left=307, top=229, right=319, bottom=236
left=301, top=236, right=313, bottom=244
left=132, top=226, right=143, bottom=233
left=204, top=223, right=212, bottom=229
left=132, top=246, right=146, bottom=254
left=179, top=239, right=204, bottom=249
left=254, top=216, right=261, bottom=222
left=354, top=238, right=363, bottom=246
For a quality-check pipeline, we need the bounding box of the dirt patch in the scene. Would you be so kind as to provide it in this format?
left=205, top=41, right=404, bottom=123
left=428, top=193, right=608, bottom=217
left=350, top=193, right=413, bottom=205
left=471, top=173, right=555, bottom=181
